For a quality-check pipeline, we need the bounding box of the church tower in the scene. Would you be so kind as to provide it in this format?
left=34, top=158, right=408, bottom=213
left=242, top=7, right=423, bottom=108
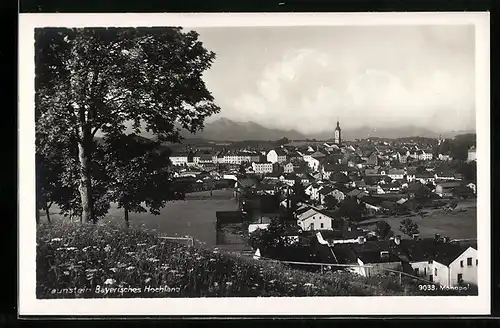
left=334, top=119, right=342, bottom=145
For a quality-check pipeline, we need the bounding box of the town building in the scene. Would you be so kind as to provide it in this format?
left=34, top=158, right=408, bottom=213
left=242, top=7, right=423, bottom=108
left=252, top=161, right=274, bottom=174
left=170, top=152, right=189, bottom=166
left=467, top=146, right=477, bottom=162
left=267, top=149, right=287, bottom=164
left=334, top=120, right=342, bottom=145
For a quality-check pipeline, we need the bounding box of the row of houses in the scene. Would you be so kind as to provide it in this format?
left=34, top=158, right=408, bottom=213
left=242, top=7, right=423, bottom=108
left=253, top=230, right=478, bottom=288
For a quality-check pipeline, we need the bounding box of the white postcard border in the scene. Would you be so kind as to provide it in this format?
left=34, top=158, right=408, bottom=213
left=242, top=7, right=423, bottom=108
left=18, top=12, right=491, bottom=316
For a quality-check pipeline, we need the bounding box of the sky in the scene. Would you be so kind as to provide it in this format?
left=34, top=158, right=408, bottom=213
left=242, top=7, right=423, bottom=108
left=190, top=25, right=476, bottom=134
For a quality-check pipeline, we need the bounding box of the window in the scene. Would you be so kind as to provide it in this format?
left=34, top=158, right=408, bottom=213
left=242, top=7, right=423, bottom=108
left=457, top=273, right=463, bottom=283
left=467, top=257, right=473, bottom=266
left=435, top=268, right=437, bottom=276
left=428, top=260, right=433, bottom=264
left=320, top=223, right=324, bottom=229
left=424, top=267, right=427, bottom=275
left=460, top=260, right=464, bottom=267
left=429, top=275, right=433, bottom=282
left=476, top=259, right=478, bottom=266
left=414, top=268, right=419, bottom=275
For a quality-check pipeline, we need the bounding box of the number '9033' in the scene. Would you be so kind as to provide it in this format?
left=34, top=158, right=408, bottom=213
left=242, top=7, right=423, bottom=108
left=418, top=284, right=436, bottom=291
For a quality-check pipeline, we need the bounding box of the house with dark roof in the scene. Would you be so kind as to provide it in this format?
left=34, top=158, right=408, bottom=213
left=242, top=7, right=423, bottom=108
left=332, top=239, right=403, bottom=277
left=267, top=149, right=287, bottom=164
left=332, top=235, right=478, bottom=286
left=253, top=233, right=338, bottom=272
left=318, top=186, right=346, bottom=204
left=404, top=237, right=478, bottom=287
left=435, top=170, right=458, bottom=180
left=296, top=206, right=335, bottom=231
left=435, top=181, right=463, bottom=198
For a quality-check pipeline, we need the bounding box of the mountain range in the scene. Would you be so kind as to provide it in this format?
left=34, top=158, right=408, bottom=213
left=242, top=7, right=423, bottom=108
left=173, top=117, right=475, bottom=141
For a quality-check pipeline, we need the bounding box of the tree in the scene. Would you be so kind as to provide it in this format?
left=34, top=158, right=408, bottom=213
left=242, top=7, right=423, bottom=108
left=375, top=220, right=394, bottom=240
left=291, top=179, right=308, bottom=206
left=400, top=218, right=420, bottom=237
left=338, top=196, right=365, bottom=222
left=276, top=137, right=289, bottom=146
left=323, top=194, right=339, bottom=210
left=104, top=134, right=178, bottom=227
left=36, top=27, right=220, bottom=222
left=35, top=153, right=62, bottom=223
left=248, top=217, right=299, bottom=252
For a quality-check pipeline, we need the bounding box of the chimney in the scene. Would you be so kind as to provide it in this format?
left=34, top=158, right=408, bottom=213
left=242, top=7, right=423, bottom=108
left=394, top=235, right=401, bottom=245
left=443, top=236, right=450, bottom=243
left=412, top=233, right=420, bottom=240
left=434, top=233, right=440, bottom=242
left=380, top=251, right=389, bottom=259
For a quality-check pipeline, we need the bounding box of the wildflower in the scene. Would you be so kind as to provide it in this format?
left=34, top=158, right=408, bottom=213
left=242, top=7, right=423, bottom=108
left=104, top=278, right=117, bottom=285
left=65, top=247, right=77, bottom=251
left=160, top=265, right=169, bottom=270
left=82, top=246, right=91, bottom=252
left=209, top=258, right=216, bottom=262
left=85, top=268, right=98, bottom=273
left=225, top=282, right=233, bottom=286
left=51, top=238, right=62, bottom=242
left=214, top=282, right=219, bottom=287
left=126, top=266, right=135, bottom=271
left=104, top=244, right=112, bottom=253
left=144, top=278, right=152, bottom=284
left=303, top=283, right=313, bottom=287
left=137, top=243, right=146, bottom=246
left=147, top=258, right=159, bottom=263
left=63, top=271, right=70, bottom=275
left=109, top=268, right=118, bottom=273
left=269, top=280, right=276, bottom=284
left=196, top=257, right=203, bottom=260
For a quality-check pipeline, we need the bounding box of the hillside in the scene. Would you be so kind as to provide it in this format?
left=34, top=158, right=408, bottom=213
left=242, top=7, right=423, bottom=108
left=36, top=220, right=472, bottom=298
left=180, top=118, right=307, bottom=141
left=175, top=118, right=475, bottom=142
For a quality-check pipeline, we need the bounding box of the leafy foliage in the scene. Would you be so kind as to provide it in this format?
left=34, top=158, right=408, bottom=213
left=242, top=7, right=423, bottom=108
left=323, top=194, right=339, bottom=210
left=375, top=220, right=394, bottom=240
left=338, top=196, right=365, bottom=222
left=35, top=27, right=220, bottom=222
left=103, top=134, right=178, bottom=225
left=400, top=218, right=420, bottom=237
left=248, top=217, right=300, bottom=252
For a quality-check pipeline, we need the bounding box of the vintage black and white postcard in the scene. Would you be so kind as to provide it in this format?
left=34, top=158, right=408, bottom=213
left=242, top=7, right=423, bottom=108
left=19, top=12, right=490, bottom=316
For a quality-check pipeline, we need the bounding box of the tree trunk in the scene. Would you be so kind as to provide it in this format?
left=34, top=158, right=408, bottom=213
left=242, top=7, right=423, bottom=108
left=77, top=111, right=93, bottom=223
left=45, top=204, right=51, bottom=223
left=124, top=208, right=129, bottom=228
left=36, top=208, right=40, bottom=225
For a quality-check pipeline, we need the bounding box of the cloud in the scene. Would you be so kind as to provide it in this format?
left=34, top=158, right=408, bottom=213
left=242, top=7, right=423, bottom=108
left=199, top=26, right=475, bottom=134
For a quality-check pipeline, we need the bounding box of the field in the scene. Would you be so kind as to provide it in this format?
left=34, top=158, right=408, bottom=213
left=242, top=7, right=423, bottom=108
left=43, top=189, right=238, bottom=249
left=361, top=200, right=477, bottom=240
left=36, top=220, right=474, bottom=298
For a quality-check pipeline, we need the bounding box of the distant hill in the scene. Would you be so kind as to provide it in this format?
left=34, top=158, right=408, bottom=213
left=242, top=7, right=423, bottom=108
left=180, top=117, right=307, bottom=141
left=130, top=117, right=475, bottom=142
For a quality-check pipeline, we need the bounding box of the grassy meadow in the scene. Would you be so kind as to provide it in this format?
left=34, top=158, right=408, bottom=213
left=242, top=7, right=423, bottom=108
left=36, top=220, right=475, bottom=298
left=362, top=200, right=477, bottom=240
